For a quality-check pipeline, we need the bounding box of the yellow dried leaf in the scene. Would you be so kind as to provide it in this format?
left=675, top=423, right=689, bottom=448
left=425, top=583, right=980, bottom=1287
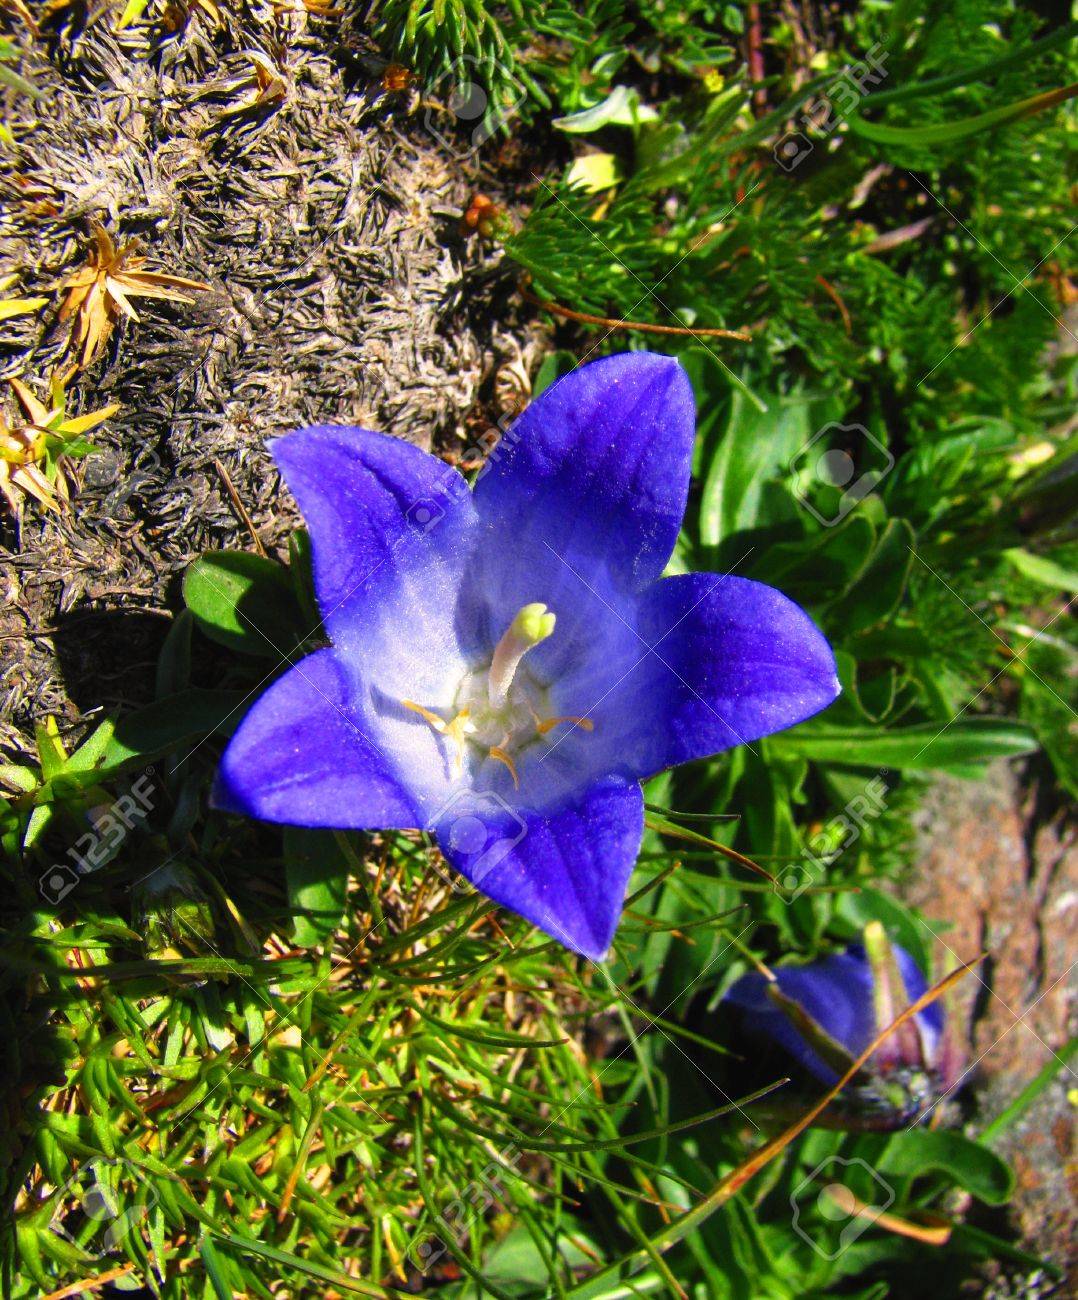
left=58, top=223, right=211, bottom=371
left=8, top=376, right=48, bottom=426
left=0, top=295, right=48, bottom=322
left=59, top=402, right=121, bottom=435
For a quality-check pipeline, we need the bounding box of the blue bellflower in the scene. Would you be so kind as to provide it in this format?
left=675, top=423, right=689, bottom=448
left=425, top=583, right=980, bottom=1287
left=724, top=925, right=961, bottom=1126
left=213, top=353, right=840, bottom=958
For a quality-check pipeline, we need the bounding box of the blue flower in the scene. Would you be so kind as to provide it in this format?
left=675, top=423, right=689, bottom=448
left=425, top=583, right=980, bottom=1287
left=213, top=352, right=839, bottom=958
left=724, top=925, right=961, bottom=1125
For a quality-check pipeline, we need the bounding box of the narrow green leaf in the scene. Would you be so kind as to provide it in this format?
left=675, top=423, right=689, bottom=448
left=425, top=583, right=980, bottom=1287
left=0, top=60, right=44, bottom=99
left=827, top=518, right=915, bottom=635
left=282, top=827, right=350, bottom=948
left=413, top=1005, right=567, bottom=1049
left=1002, top=547, right=1078, bottom=594
left=156, top=609, right=195, bottom=700
left=200, top=1235, right=234, bottom=1300
left=980, top=1035, right=1078, bottom=1142
left=860, top=22, right=1078, bottom=110
left=99, top=689, right=247, bottom=774
left=775, top=717, right=1038, bottom=770
left=212, top=1229, right=400, bottom=1297
left=848, top=82, right=1078, bottom=145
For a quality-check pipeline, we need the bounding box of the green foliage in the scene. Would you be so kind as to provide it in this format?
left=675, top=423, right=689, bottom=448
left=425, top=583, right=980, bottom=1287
left=0, top=36, right=44, bottom=147
left=367, top=0, right=620, bottom=122
left=183, top=551, right=308, bottom=659
left=3, top=0, right=1074, bottom=1295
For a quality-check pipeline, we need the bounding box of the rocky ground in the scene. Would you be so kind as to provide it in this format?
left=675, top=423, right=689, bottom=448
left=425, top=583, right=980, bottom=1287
left=906, top=760, right=1077, bottom=1286
left=0, top=4, right=547, bottom=753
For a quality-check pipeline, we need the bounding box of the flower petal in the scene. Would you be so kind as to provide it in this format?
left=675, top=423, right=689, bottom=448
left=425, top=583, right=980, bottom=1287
left=433, top=775, right=644, bottom=959
left=725, top=953, right=876, bottom=1084
left=270, top=425, right=477, bottom=668
left=213, top=648, right=420, bottom=828
left=568, top=573, right=840, bottom=777
left=725, top=944, right=941, bottom=1086
left=472, top=352, right=695, bottom=596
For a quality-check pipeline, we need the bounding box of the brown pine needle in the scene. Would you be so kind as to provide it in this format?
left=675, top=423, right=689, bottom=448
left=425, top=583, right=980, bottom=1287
left=822, top=1185, right=953, bottom=1246
left=40, top=1264, right=136, bottom=1300
left=214, top=456, right=266, bottom=556
left=815, top=274, right=852, bottom=335
left=520, top=285, right=752, bottom=341
left=701, top=955, right=984, bottom=1204
left=572, top=953, right=986, bottom=1292
left=644, top=812, right=776, bottom=884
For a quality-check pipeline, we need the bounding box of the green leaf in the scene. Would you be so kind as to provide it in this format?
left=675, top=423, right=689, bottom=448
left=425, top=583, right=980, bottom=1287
left=98, top=689, right=248, bottom=775
left=65, top=719, right=119, bottom=774
left=183, top=551, right=304, bottom=658
left=834, top=652, right=899, bottom=724
left=827, top=519, right=915, bottom=636
left=848, top=82, right=1078, bottom=146
left=0, top=762, right=36, bottom=793
left=979, top=1036, right=1078, bottom=1142
left=698, top=386, right=815, bottom=549
left=877, top=1129, right=1014, bottom=1205
left=564, top=151, right=623, bottom=192
left=288, top=529, right=321, bottom=632
left=415, top=1006, right=567, bottom=1050
left=553, top=86, right=657, bottom=133
left=757, top=512, right=878, bottom=605
left=199, top=1236, right=234, bottom=1300
left=0, top=59, right=44, bottom=100
left=156, top=609, right=194, bottom=700
left=860, top=21, right=1078, bottom=110
left=1020, top=640, right=1078, bottom=798
left=458, top=1222, right=596, bottom=1297
left=282, top=827, right=350, bottom=948
left=775, top=717, right=1038, bottom=771
left=34, top=721, right=67, bottom=782
left=532, top=350, right=578, bottom=396
left=1002, top=547, right=1078, bottom=595
left=211, top=1230, right=395, bottom=1297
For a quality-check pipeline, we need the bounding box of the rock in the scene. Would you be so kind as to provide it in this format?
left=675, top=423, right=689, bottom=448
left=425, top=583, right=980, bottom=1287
left=904, top=761, right=1076, bottom=1279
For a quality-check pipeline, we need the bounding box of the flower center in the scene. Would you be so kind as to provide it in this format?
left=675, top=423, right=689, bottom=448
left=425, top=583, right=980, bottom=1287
left=402, top=603, right=593, bottom=788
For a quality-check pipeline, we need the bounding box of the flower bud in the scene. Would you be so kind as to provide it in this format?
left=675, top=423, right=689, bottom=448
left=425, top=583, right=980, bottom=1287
left=724, top=924, right=962, bottom=1128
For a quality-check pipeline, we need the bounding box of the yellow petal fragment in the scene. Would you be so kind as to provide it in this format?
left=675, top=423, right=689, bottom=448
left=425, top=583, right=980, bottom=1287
left=536, top=715, right=595, bottom=736
left=401, top=699, right=448, bottom=732
left=488, top=746, right=520, bottom=789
